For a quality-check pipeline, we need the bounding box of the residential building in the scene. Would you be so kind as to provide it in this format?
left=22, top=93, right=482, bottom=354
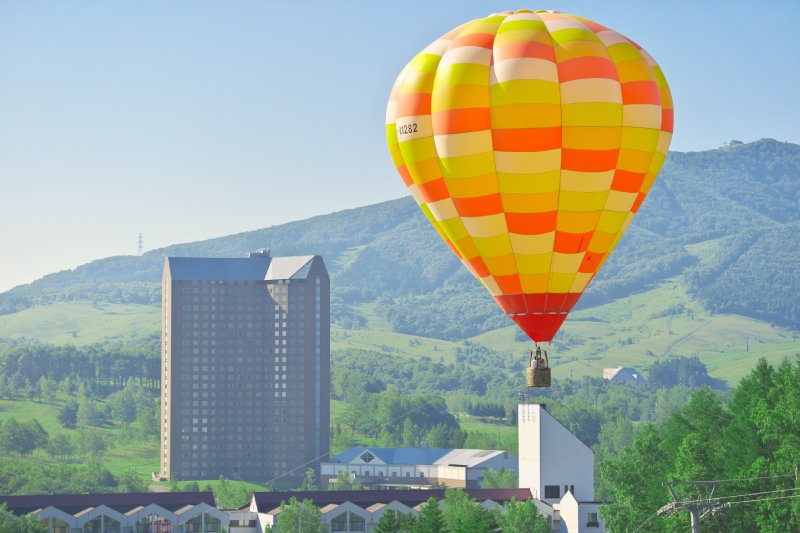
left=320, top=447, right=518, bottom=489
left=603, top=366, right=645, bottom=385
left=161, top=249, right=330, bottom=482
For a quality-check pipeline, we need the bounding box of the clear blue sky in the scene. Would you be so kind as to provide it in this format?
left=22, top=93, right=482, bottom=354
left=1, top=1, right=799, bottom=291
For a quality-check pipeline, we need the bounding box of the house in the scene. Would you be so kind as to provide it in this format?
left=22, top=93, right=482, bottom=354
left=603, top=366, right=645, bottom=385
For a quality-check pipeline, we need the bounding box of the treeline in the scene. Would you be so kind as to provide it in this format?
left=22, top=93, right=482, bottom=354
left=0, top=459, right=146, bottom=496
left=332, top=393, right=467, bottom=453
left=600, top=357, right=800, bottom=532
left=0, top=339, right=161, bottom=394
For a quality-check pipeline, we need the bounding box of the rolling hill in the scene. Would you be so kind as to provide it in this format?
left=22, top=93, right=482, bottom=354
left=0, top=139, right=799, bottom=386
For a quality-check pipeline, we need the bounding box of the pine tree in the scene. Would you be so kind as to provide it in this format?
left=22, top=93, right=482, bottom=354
left=375, top=509, right=401, bottom=533
left=414, top=497, right=445, bottom=533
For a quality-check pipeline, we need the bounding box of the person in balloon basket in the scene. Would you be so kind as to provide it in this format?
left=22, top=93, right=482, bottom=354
left=531, top=346, right=548, bottom=370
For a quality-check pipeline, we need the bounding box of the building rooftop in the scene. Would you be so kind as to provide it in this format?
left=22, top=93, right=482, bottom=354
left=0, top=491, right=215, bottom=517
left=165, top=254, right=318, bottom=282
left=329, top=447, right=509, bottom=467
left=251, top=488, right=533, bottom=511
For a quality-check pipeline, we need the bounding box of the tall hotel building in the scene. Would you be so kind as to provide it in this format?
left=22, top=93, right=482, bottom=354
left=160, top=250, right=330, bottom=482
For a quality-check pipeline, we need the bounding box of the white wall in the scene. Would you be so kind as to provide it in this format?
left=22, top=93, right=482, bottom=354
left=518, top=404, right=594, bottom=503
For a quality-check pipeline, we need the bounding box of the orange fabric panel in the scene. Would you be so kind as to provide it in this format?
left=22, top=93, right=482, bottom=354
left=491, top=127, right=562, bottom=152
left=610, top=169, right=646, bottom=193
left=451, top=32, right=495, bottom=49
left=452, top=194, right=504, bottom=217
left=554, top=231, right=593, bottom=254
left=562, top=148, right=619, bottom=172
left=418, top=178, right=450, bottom=203
left=493, top=40, right=555, bottom=62
left=506, top=212, right=558, bottom=234
left=558, top=56, right=619, bottom=82
left=432, top=108, right=492, bottom=134
left=397, top=93, right=432, bottom=117
left=579, top=251, right=605, bottom=273
left=495, top=274, right=523, bottom=294
left=621, top=81, right=660, bottom=105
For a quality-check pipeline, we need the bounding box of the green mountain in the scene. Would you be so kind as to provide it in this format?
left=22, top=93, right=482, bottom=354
left=1, top=139, right=799, bottom=342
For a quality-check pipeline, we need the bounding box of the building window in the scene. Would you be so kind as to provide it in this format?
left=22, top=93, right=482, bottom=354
left=360, top=451, right=375, bottom=463
left=587, top=512, right=599, bottom=527
left=544, top=485, right=561, bottom=499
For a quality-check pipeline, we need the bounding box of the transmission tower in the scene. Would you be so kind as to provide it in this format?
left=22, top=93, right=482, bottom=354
left=657, top=481, right=730, bottom=533
left=138, top=233, right=144, bottom=256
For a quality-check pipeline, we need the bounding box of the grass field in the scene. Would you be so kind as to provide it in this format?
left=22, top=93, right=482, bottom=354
left=0, top=301, right=160, bottom=345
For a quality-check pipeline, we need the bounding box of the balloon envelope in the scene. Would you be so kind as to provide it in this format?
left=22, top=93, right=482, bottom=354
left=386, top=10, right=673, bottom=342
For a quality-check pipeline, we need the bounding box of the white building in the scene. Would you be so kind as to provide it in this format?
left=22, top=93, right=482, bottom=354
left=320, top=447, right=517, bottom=489
left=518, top=403, right=605, bottom=532
left=603, top=366, right=645, bottom=385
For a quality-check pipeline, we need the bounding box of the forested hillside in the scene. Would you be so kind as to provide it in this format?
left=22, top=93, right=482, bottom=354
left=1, top=139, right=799, bottom=337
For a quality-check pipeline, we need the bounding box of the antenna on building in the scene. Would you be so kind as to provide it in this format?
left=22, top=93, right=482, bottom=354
left=138, top=233, right=144, bottom=256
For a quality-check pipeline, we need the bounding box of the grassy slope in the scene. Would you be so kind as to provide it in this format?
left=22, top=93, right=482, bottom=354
left=0, top=301, right=160, bottom=345
left=0, top=394, right=159, bottom=478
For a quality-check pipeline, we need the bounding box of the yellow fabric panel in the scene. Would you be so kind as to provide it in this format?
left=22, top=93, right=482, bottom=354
left=434, top=63, right=490, bottom=89
left=406, top=157, right=443, bottom=184
left=459, top=18, right=503, bottom=35
left=555, top=40, right=610, bottom=61
left=461, top=213, right=507, bottom=238
left=563, top=126, right=622, bottom=150
left=440, top=152, right=496, bottom=179
left=549, top=28, right=599, bottom=45
left=397, top=71, right=435, bottom=94
left=433, top=130, right=493, bottom=159
left=617, top=148, right=655, bottom=174
left=552, top=252, right=584, bottom=273
left=562, top=103, right=622, bottom=127
left=556, top=210, right=602, bottom=233
left=623, top=104, right=662, bottom=129
left=570, top=272, right=594, bottom=292
left=520, top=273, right=550, bottom=293
left=446, top=172, right=502, bottom=198
left=431, top=84, right=489, bottom=110
left=560, top=79, right=621, bottom=105
left=559, top=190, right=609, bottom=212
left=399, top=137, right=437, bottom=164
left=616, top=58, right=654, bottom=83
left=427, top=197, right=458, bottom=222
left=516, top=252, right=553, bottom=274
left=490, top=80, right=561, bottom=105
left=640, top=172, right=657, bottom=194
left=498, top=170, right=560, bottom=194
left=454, top=236, right=479, bottom=259
left=439, top=216, right=470, bottom=241
left=620, top=127, right=660, bottom=151
left=587, top=230, right=616, bottom=253
left=495, top=18, right=548, bottom=38
left=494, top=150, right=561, bottom=174
left=509, top=232, right=556, bottom=254
left=549, top=272, right=577, bottom=293
left=560, top=170, right=614, bottom=192
left=606, top=42, right=644, bottom=63
left=596, top=210, right=629, bottom=233
left=413, top=53, right=443, bottom=74
left=604, top=190, right=637, bottom=212
left=501, top=191, right=560, bottom=213
left=473, top=234, right=514, bottom=257
left=483, top=253, right=518, bottom=276
left=491, top=103, right=562, bottom=128
left=492, top=58, right=559, bottom=84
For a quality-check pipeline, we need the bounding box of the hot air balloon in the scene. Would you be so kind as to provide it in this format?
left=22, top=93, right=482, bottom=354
left=386, top=9, right=673, bottom=386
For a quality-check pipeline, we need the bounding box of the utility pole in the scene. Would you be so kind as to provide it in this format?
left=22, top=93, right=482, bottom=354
left=658, top=481, right=730, bottom=533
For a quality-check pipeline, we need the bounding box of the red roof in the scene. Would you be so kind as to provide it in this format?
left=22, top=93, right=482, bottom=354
left=252, top=488, right=533, bottom=511
left=0, top=491, right=215, bottom=516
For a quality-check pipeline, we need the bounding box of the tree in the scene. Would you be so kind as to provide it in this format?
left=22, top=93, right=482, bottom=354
left=299, top=468, right=317, bottom=491
left=58, top=400, right=79, bottom=429
left=329, top=471, right=362, bottom=491
left=496, top=498, right=550, bottom=533
left=268, top=497, right=325, bottom=533
left=481, top=467, right=518, bottom=489
left=414, top=497, right=445, bottom=533
left=38, top=377, right=56, bottom=404
left=0, top=418, right=36, bottom=456
left=77, top=399, right=104, bottom=427
left=375, top=509, right=401, bottom=533
left=47, top=434, right=75, bottom=459
left=442, top=489, right=494, bottom=533
left=0, top=503, right=47, bottom=533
